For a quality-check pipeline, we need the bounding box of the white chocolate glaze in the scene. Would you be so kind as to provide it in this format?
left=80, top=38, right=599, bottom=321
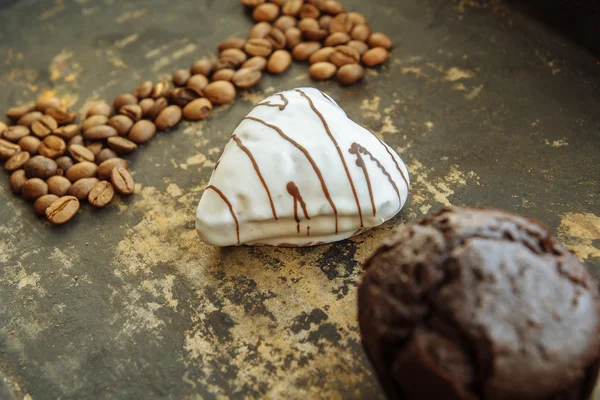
left=196, top=88, right=410, bottom=247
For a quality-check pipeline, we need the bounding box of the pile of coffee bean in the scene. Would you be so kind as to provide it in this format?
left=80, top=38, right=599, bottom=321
left=0, top=0, right=393, bottom=225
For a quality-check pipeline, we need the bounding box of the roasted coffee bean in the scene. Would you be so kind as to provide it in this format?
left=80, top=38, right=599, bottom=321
left=282, top=0, right=302, bottom=16
left=214, top=56, right=240, bottom=71
left=292, top=41, right=322, bottom=61
left=190, top=59, right=213, bottom=76
left=298, top=18, right=318, bottom=32
left=68, top=135, right=85, bottom=148
left=35, top=97, right=61, bottom=112
left=46, top=196, right=79, bottom=225
left=155, top=105, right=182, bottom=131
left=151, top=80, right=172, bottom=99
left=299, top=18, right=328, bottom=41
left=221, top=48, right=249, bottom=67
left=47, top=175, right=72, bottom=197
left=368, top=32, right=393, bottom=49
left=86, top=142, right=103, bottom=157
left=88, top=181, right=114, bottom=208
left=325, top=32, right=350, bottom=46
left=9, top=169, right=26, bottom=194
left=348, top=40, right=369, bottom=55
left=330, top=45, right=360, bottom=67
left=274, top=15, right=296, bottom=31
left=133, top=80, right=154, bottom=99
left=170, top=88, right=199, bottom=107
left=7, top=102, right=36, bottom=120
left=34, top=194, right=59, bottom=215
left=119, top=104, right=143, bottom=122
left=309, top=62, right=337, bottom=80
left=66, top=161, right=98, bottom=182
left=212, top=69, right=236, bottom=82
left=183, top=98, right=213, bottom=121
left=24, top=155, right=57, bottom=179
left=113, top=93, right=138, bottom=111
left=270, top=0, right=284, bottom=6
left=81, top=115, right=108, bottom=132
left=0, top=139, right=20, bottom=160
left=38, top=136, right=66, bottom=159
left=69, top=144, right=95, bottom=163
left=97, top=158, right=128, bottom=180
left=107, top=137, right=137, bottom=154
left=31, top=115, right=58, bottom=138
left=322, top=0, right=344, bottom=15
left=0, top=121, right=7, bottom=137
left=242, top=56, right=268, bottom=71
left=266, top=27, right=286, bottom=50
left=309, top=46, right=336, bottom=64
left=267, top=50, right=292, bottom=74
left=351, top=24, right=371, bottom=42
left=300, top=4, right=320, bottom=19
left=86, top=102, right=112, bottom=118
left=111, top=167, right=135, bottom=195
left=19, top=136, right=41, bottom=155
left=320, top=15, right=333, bottom=30
left=3, top=126, right=30, bottom=142
left=45, top=107, right=76, bottom=125
left=138, top=98, right=155, bottom=117
left=172, top=69, right=191, bottom=87
left=347, top=12, right=367, bottom=24
left=232, top=68, right=262, bottom=89
left=241, top=0, right=265, bottom=7
left=96, top=148, right=117, bottom=164
left=68, top=177, right=99, bottom=200
left=249, top=21, right=272, bottom=39
left=53, top=124, right=79, bottom=140
left=108, top=115, right=134, bottom=136
left=245, top=38, right=273, bottom=57
left=285, top=27, right=302, bottom=49
left=330, top=13, right=354, bottom=33
left=55, top=156, right=74, bottom=173
left=22, top=178, right=48, bottom=201
left=18, top=111, right=43, bottom=127
left=186, top=74, right=209, bottom=96
left=219, top=37, right=246, bottom=53
left=204, top=81, right=237, bottom=105
left=147, top=97, right=168, bottom=120
left=253, top=3, right=279, bottom=22
left=362, top=47, right=389, bottom=66
left=337, top=63, right=365, bottom=85
left=5, top=151, right=30, bottom=172
left=83, top=125, right=118, bottom=140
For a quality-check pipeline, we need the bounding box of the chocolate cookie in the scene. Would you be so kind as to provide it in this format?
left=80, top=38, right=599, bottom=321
left=358, top=206, right=600, bottom=400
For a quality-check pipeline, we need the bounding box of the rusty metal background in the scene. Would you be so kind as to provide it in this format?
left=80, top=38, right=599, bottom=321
left=0, top=0, right=599, bottom=399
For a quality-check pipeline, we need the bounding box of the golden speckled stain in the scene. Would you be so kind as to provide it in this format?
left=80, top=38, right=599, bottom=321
left=558, top=212, right=600, bottom=262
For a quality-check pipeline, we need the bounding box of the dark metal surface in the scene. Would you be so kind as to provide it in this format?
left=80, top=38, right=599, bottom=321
left=0, top=0, right=598, bottom=399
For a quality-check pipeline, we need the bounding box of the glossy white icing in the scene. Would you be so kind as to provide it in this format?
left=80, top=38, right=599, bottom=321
left=196, top=87, right=410, bottom=247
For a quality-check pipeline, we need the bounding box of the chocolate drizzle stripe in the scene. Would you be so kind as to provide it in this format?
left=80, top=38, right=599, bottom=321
left=254, top=93, right=289, bottom=111
left=233, top=134, right=278, bottom=220
left=205, top=185, right=240, bottom=244
left=350, top=147, right=376, bottom=216
left=287, top=181, right=310, bottom=234
left=318, top=90, right=336, bottom=106
left=350, top=142, right=402, bottom=205
left=244, top=116, right=339, bottom=233
left=377, top=137, right=410, bottom=190
left=296, top=89, right=364, bottom=228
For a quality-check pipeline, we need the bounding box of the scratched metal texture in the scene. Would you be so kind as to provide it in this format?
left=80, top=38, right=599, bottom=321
left=0, top=0, right=599, bottom=399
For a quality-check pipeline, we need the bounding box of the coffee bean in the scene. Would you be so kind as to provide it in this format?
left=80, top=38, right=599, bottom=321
left=368, top=32, right=393, bottom=49
left=183, top=98, right=213, bottom=121
left=53, top=124, right=79, bottom=140
left=86, top=142, right=104, bottom=157
left=320, top=14, right=333, bottom=30
left=362, top=47, right=389, bottom=66
left=232, top=68, right=262, bottom=89
left=309, top=62, right=337, bottom=80
left=267, top=50, right=292, bottom=74
left=47, top=175, right=72, bottom=197
left=266, top=27, right=286, bottom=50
left=46, top=196, right=80, bottom=225
left=298, top=18, right=318, bottom=32
left=38, top=135, right=67, bottom=159
left=9, top=169, right=26, bottom=194
left=214, top=56, right=240, bottom=71
left=172, top=69, right=191, bottom=87
left=212, top=69, right=236, bottom=82
left=81, top=115, right=108, bottom=133
left=347, top=40, right=369, bottom=55
left=309, top=46, right=336, bottom=64
left=18, top=111, right=43, bottom=127
left=249, top=21, right=272, bottom=39
left=138, top=98, right=155, bottom=118
left=186, top=74, right=209, bottom=96
left=113, top=93, right=138, bottom=111
left=119, top=104, right=143, bottom=122
left=325, top=32, right=350, bottom=47
left=330, top=13, right=354, bottom=33
left=241, top=0, right=265, bottom=7
left=68, top=135, right=85, bottom=148
left=55, top=156, right=74, bottom=173
left=347, top=12, right=367, bottom=24
left=285, top=27, right=302, bottom=49
left=45, top=107, right=76, bottom=126
left=190, top=59, right=213, bottom=76
left=19, top=136, right=41, bottom=155
left=107, top=137, right=138, bottom=154
left=219, top=49, right=247, bottom=67
left=242, top=56, right=268, bottom=71
left=24, top=155, right=57, bottom=179
left=245, top=38, right=273, bottom=57
left=83, top=125, right=118, bottom=140
left=300, top=4, right=320, bottom=19
left=151, top=81, right=172, bottom=99
left=218, top=37, right=246, bottom=53
left=337, top=63, right=365, bottom=85
left=111, top=167, right=135, bottom=195
left=68, top=177, right=99, bottom=200
left=292, top=41, right=322, bottom=61
left=330, top=45, right=360, bottom=67
left=0, top=121, right=7, bottom=137
left=5, top=151, right=30, bottom=172
left=299, top=18, right=328, bottom=41
left=35, top=97, right=61, bottom=112
left=22, top=178, right=48, bottom=201
left=34, top=194, right=59, bottom=215
left=66, top=161, right=98, bottom=182
left=155, top=106, right=182, bottom=131
left=204, top=81, right=237, bottom=105
left=96, top=148, right=118, bottom=164
left=86, top=102, right=112, bottom=118
left=351, top=24, right=371, bottom=42
left=31, top=115, right=59, bottom=138
left=274, top=15, right=296, bottom=31
left=69, top=144, right=95, bottom=163
left=97, top=158, right=128, bottom=180
left=0, top=139, right=20, bottom=160
left=108, top=115, right=134, bottom=136
left=170, top=88, right=199, bottom=107
left=147, top=97, right=168, bottom=120
left=6, top=102, right=35, bottom=120
left=3, top=126, right=30, bottom=142
left=282, top=0, right=302, bottom=16
left=133, top=80, right=154, bottom=99
left=253, top=3, right=279, bottom=22
left=88, top=181, right=114, bottom=208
